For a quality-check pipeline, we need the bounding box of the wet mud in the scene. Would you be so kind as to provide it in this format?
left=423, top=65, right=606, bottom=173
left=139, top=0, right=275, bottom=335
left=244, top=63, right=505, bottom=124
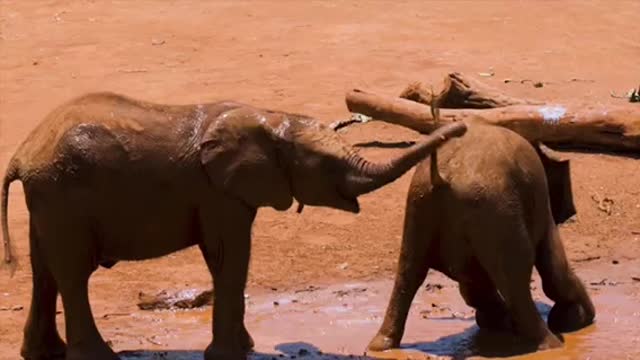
left=111, top=259, right=639, bottom=360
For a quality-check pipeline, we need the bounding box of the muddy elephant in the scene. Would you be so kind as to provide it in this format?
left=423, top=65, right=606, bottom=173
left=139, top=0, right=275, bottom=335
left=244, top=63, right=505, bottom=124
left=366, top=121, right=595, bottom=352
left=0, top=92, right=466, bottom=360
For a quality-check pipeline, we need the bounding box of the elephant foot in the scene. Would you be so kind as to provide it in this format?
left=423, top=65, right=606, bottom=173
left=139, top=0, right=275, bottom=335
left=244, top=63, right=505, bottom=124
left=204, top=344, right=249, bottom=360
left=537, top=331, right=563, bottom=351
left=475, top=308, right=513, bottom=332
left=65, top=341, right=119, bottom=360
left=548, top=301, right=595, bottom=333
left=366, top=333, right=399, bottom=352
left=237, top=324, right=255, bottom=351
left=21, top=333, right=67, bottom=360
left=205, top=326, right=254, bottom=360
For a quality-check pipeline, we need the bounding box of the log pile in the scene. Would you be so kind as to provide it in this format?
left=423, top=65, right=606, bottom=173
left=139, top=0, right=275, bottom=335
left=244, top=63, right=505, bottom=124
left=343, top=73, right=640, bottom=154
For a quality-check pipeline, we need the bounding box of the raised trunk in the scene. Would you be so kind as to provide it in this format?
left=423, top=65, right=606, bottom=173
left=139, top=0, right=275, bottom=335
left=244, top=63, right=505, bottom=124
left=343, top=121, right=466, bottom=196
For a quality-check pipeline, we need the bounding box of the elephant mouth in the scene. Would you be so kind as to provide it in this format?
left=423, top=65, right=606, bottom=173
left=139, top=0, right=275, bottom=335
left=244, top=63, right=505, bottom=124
left=293, top=189, right=360, bottom=214
left=343, top=197, right=360, bottom=213
left=337, top=187, right=361, bottom=214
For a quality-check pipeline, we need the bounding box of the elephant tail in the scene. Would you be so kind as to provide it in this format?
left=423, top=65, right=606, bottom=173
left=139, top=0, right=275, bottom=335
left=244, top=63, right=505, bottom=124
left=430, top=150, right=445, bottom=185
left=2, top=157, right=20, bottom=277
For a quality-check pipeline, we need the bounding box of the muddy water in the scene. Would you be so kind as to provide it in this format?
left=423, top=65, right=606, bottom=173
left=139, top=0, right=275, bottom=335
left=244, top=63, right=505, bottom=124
left=114, top=261, right=640, bottom=360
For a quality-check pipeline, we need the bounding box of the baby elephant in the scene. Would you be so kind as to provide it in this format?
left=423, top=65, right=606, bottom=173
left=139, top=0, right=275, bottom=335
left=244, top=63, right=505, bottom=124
left=368, top=122, right=595, bottom=352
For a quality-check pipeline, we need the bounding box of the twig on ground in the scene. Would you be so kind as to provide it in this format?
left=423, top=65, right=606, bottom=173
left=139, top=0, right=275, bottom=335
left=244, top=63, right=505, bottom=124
left=101, top=312, right=130, bottom=319
left=591, top=194, right=614, bottom=215
left=574, top=256, right=601, bottom=263
left=0, top=305, right=23, bottom=312
left=329, top=113, right=372, bottom=131
left=118, top=68, right=149, bottom=73
left=145, top=336, right=164, bottom=346
left=611, top=86, right=640, bottom=102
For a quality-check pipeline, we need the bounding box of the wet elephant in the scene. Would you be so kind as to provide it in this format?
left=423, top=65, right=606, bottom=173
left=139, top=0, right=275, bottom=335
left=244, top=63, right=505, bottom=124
left=0, top=92, right=466, bottom=360
left=367, top=122, right=595, bottom=352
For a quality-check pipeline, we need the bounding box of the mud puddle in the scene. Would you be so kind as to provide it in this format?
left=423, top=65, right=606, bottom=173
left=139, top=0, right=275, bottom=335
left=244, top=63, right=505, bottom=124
left=105, top=259, right=640, bottom=360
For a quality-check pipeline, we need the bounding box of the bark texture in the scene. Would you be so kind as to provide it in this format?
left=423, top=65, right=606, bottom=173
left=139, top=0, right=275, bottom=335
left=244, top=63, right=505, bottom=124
left=345, top=79, right=640, bottom=153
left=399, top=72, right=543, bottom=108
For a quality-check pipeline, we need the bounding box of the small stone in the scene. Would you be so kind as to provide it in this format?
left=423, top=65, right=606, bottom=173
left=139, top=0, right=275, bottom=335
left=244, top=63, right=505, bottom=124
left=613, top=260, right=619, bottom=264
left=298, top=349, right=309, bottom=356
left=424, top=283, right=443, bottom=292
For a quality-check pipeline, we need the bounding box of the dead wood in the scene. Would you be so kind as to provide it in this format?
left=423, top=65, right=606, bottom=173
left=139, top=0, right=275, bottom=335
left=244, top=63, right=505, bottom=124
left=137, top=289, right=213, bottom=310
left=399, top=72, right=542, bottom=109
left=345, top=89, right=640, bottom=153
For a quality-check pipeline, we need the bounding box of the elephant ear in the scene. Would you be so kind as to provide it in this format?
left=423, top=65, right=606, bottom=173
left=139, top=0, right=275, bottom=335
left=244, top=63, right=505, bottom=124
left=199, top=110, right=293, bottom=211
left=535, top=143, right=576, bottom=224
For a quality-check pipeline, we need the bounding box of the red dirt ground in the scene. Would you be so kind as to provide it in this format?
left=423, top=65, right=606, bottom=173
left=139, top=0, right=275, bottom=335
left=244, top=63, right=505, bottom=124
left=1, top=1, right=639, bottom=359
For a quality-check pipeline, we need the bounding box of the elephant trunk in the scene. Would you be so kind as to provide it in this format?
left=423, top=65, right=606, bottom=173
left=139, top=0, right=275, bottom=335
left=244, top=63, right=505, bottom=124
left=343, top=121, right=467, bottom=196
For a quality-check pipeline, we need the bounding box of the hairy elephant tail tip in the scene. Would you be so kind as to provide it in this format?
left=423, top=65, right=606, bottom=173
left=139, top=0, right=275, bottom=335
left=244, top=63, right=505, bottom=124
left=2, top=257, right=17, bottom=278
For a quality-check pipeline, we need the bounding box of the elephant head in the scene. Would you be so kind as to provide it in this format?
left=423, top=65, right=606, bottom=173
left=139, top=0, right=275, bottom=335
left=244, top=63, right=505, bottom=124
left=534, top=143, right=576, bottom=224
left=199, top=105, right=466, bottom=213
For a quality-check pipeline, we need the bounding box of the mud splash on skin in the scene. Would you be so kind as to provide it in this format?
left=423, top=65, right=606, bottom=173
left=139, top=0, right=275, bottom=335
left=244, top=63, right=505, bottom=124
left=113, top=260, right=640, bottom=360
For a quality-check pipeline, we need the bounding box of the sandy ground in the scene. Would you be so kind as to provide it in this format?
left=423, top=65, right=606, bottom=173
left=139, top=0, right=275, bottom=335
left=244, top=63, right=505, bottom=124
left=1, top=1, right=639, bottom=359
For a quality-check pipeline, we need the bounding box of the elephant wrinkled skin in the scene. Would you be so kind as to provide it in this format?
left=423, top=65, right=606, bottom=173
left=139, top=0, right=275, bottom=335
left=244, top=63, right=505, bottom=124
left=0, top=92, right=466, bottom=360
left=368, top=122, right=595, bottom=353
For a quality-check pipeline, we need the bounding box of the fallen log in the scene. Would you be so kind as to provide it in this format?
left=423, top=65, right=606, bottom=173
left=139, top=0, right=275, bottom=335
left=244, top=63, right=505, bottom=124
left=345, top=89, right=640, bottom=153
left=399, top=72, right=542, bottom=108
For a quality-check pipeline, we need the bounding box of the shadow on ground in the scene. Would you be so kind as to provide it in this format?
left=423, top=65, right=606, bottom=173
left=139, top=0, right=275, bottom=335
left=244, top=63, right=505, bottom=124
left=120, top=342, right=374, bottom=359
left=399, top=302, right=555, bottom=359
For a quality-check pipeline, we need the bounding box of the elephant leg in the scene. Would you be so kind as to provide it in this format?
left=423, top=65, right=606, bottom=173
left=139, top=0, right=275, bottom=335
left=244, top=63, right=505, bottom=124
left=368, top=195, right=436, bottom=352
left=37, top=220, right=118, bottom=360
left=199, top=243, right=254, bottom=355
left=535, top=223, right=595, bottom=333
left=58, top=278, right=118, bottom=360
left=474, top=219, right=561, bottom=350
left=459, top=279, right=512, bottom=332
left=21, top=221, right=66, bottom=360
left=201, top=201, right=256, bottom=360
left=499, top=279, right=562, bottom=350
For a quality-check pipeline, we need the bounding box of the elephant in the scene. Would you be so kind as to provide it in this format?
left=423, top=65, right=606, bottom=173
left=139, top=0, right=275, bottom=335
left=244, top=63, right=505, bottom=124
left=0, top=91, right=467, bottom=360
left=365, top=121, right=595, bottom=353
